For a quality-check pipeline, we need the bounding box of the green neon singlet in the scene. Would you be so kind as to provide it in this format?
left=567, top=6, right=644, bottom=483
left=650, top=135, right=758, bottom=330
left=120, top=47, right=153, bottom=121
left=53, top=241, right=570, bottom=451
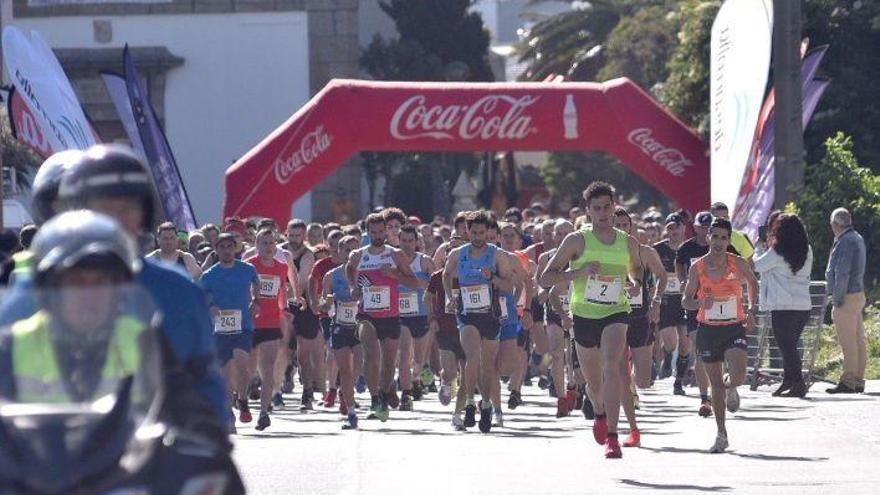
left=569, top=228, right=631, bottom=319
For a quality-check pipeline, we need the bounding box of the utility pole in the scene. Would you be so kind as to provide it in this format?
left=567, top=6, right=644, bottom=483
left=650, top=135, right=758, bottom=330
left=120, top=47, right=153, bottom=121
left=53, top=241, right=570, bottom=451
left=772, top=0, right=804, bottom=210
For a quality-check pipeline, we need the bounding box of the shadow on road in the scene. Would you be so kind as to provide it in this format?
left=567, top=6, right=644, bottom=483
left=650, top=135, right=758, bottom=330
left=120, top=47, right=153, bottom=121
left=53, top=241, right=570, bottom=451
left=731, top=452, right=828, bottom=462
left=618, top=478, right=732, bottom=491
left=731, top=415, right=807, bottom=422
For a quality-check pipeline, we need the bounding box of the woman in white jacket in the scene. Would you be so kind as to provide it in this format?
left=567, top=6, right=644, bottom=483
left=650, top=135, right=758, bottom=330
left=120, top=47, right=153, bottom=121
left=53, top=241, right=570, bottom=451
left=754, top=213, right=814, bottom=397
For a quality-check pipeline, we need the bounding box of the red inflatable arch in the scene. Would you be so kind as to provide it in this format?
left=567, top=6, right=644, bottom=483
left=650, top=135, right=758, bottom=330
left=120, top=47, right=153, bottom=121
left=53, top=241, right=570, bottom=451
left=224, top=78, right=709, bottom=224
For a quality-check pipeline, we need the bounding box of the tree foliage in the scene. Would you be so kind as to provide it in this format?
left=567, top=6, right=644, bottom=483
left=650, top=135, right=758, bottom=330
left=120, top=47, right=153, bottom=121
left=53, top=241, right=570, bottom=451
left=359, top=0, right=492, bottom=217
left=787, top=133, right=880, bottom=291
left=0, top=105, right=41, bottom=175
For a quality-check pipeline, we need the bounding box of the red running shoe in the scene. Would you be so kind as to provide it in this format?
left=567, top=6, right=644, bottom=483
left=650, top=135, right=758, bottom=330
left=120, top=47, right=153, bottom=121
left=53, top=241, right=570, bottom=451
left=622, top=429, right=640, bottom=448
left=556, top=397, right=569, bottom=418
left=698, top=400, right=713, bottom=417
left=593, top=416, right=608, bottom=444
left=339, top=397, right=348, bottom=416
left=565, top=389, right=578, bottom=412
left=324, top=389, right=337, bottom=408
left=605, top=436, right=622, bottom=459
left=238, top=399, right=252, bottom=424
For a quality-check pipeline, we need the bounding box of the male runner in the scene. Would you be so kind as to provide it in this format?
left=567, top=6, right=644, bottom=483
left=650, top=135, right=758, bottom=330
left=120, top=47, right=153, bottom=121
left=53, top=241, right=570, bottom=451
left=398, top=224, right=436, bottom=410
left=201, top=233, right=260, bottom=426
left=540, top=182, right=642, bottom=458
left=612, top=208, right=666, bottom=448
left=426, top=238, right=466, bottom=412
left=382, top=207, right=406, bottom=248
left=309, top=229, right=347, bottom=410
left=682, top=218, right=758, bottom=453
left=654, top=213, right=687, bottom=380
left=321, top=235, right=363, bottom=429
left=347, top=214, right=417, bottom=422
left=284, top=219, right=323, bottom=410
left=433, top=212, right=470, bottom=266
left=148, top=222, right=202, bottom=279
left=244, top=229, right=291, bottom=430
left=443, top=211, right=515, bottom=433
left=710, top=202, right=755, bottom=260
left=676, top=212, right=741, bottom=415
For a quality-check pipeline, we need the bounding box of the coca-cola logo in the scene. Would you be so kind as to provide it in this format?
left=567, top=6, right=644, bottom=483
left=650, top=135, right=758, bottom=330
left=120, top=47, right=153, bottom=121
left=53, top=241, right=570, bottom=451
left=274, top=125, right=333, bottom=185
left=627, top=128, right=694, bottom=177
left=390, top=94, right=539, bottom=141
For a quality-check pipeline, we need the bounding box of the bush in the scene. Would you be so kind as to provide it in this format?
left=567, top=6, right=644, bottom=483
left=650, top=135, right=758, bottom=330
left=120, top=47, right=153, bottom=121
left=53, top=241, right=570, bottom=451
left=788, top=132, right=880, bottom=295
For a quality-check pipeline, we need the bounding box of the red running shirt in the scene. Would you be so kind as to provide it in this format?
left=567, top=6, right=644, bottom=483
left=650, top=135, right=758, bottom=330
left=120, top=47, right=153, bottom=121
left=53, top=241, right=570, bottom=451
left=245, top=256, right=288, bottom=329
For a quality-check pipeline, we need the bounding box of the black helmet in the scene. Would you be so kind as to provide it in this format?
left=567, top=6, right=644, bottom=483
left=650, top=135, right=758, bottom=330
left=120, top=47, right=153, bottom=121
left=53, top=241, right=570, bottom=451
left=58, top=144, right=157, bottom=231
left=31, top=150, right=84, bottom=225
left=31, top=210, right=141, bottom=287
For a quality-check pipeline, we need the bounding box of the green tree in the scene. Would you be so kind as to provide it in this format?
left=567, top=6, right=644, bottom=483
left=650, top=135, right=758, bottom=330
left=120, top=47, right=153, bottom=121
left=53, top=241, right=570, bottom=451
left=0, top=105, right=41, bottom=175
left=787, top=133, right=880, bottom=292
left=359, top=0, right=492, bottom=218
left=659, top=0, right=719, bottom=138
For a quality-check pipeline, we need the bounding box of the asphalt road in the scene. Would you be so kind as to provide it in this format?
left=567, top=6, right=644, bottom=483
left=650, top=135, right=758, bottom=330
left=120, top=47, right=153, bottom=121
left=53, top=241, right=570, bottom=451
left=232, top=377, right=880, bottom=494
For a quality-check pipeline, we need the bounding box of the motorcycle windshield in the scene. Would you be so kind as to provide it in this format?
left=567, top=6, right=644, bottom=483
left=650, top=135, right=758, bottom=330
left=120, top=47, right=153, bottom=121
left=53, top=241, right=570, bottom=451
left=0, top=283, right=162, bottom=419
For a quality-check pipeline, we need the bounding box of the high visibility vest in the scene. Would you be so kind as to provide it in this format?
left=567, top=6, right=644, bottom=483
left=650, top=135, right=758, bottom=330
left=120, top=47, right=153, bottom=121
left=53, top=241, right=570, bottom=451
left=11, top=312, right=143, bottom=403
left=9, top=250, right=34, bottom=284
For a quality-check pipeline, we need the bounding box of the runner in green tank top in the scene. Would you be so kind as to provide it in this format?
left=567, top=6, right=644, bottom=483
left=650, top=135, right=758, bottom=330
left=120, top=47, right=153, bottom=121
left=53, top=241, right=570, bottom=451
left=539, top=181, right=646, bottom=460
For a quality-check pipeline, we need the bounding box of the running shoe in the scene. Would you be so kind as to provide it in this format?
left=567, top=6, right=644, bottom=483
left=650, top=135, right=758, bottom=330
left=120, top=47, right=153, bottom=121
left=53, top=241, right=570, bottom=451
left=238, top=399, right=253, bottom=423
left=548, top=382, right=558, bottom=398
left=339, top=397, right=348, bottom=416
left=428, top=381, right=438, bottom=393
left=299, top=392, right=313, bottom=412
left=355, top=375, right=367, bottom=394
left=508, top=390, right=522, bottom=410
left=400, top=392, right=414, bottom=412
left=582, top=397, right=595, bottom=420
left=421, top=366, right=435, bottom=387
left=660, top=351, right=673, bottom=379
left=255, top=412, right=271, bottom=431
left=324, top=389, right=337, bottom=408
left=709, top=433, right=729, bottom=453
left=452, top=414, right=467, bottom=432
left=556, top=397, right=570, bottom=418
left=386, top=389, right=400, bottom=410
left=565, top=389, right=579, bottom=412
left=538, top=376, right=550, bottom=390
left=493, top=411, right=504, bottom=428
left=272, top=392, right=285, bottom=409
left=412, top=382, right=424, bottom=401
left=673, top=381, right=685, bottom=396
left=698, top=400, right=713, bottom=417
left=605, top=436, right=622, bottom=459
left=464, top=403, right=477, bottom=428
left=376, top=397, right=390, bottom=423
left=248, top=377, right=261, bottom=401
left=366, top=395, right=380, bottom=420
left=342, top=413, right=359, bottom=430
left=726, top=386, right=740, bottom=413
left=622, top=429, right=640, bottom=448
left=478, top=401, right=493, bottom=433
left=592, top=415, right=608, bottom=444
left=439, top=385, right=452, bottom=406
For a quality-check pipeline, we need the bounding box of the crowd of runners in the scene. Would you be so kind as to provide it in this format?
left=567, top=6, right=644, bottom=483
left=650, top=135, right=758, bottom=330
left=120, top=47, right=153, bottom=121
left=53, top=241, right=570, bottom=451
left=145, top=175, right=768, bottom=458
left=4, top=142, right=849, bottom=461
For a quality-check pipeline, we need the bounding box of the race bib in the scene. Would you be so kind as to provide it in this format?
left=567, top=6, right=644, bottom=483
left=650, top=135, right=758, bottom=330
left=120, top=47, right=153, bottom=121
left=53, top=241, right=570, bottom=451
left=705, top=297, right=738, bottom=323
left=399, top=292, right=419, bottom=315
left=584, top=276, right=622, bottom=305
left=559, top=293, right=571, bottom=314
left=335, top=301, right=358, bottom=325
left=499, top=295, right=510, bottom=321
left=258, top=275, right=281, bottom=298
left=629, top=287, right=644, bottom=308
left=214, top=309, right=243, bottom=334
left=363, top=286, right=391, bottom=313
left=666, top=274, right=681, bottom=294
left=461, top=284, right=491, bottom=312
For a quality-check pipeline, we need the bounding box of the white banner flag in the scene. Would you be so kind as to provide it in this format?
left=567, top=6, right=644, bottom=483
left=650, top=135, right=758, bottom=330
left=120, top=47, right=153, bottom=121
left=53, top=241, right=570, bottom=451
left=710, top=0, right=773, bottom=210
left=2, top=26, right=98, bottom=153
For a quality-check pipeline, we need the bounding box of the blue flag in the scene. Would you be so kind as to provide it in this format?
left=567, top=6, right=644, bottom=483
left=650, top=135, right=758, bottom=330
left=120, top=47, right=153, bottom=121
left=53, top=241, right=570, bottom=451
left=122, top=45, right=197, bottom=231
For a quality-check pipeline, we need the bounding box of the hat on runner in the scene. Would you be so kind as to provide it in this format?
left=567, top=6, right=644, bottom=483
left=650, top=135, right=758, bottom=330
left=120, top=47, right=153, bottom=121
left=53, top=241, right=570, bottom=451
left=694, top=211, right=713, bottom=227
left=408, top=216, right=421, bottom=226
left=665, top=213, right=684, bottom=227
left=223, top=217, right=246, bottom=236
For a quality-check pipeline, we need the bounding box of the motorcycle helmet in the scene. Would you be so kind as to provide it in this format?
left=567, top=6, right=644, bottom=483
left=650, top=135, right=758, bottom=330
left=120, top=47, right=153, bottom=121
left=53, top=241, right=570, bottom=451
left=30, top=149, right=84, bottom=225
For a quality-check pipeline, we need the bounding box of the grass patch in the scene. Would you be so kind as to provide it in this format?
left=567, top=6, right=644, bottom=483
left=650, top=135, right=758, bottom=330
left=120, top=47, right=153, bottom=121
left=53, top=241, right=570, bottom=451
left=814, top=302, right=880, bottom=381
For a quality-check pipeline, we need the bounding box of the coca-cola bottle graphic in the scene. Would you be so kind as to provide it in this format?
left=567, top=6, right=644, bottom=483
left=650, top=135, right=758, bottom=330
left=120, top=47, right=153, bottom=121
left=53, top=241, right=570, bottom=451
left=564, top=94, right=578, bottom=140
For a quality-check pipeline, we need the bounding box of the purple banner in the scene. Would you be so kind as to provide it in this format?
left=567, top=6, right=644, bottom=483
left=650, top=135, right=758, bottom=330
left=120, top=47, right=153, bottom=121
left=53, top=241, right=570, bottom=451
left=122, top=45, right=197, bottom=231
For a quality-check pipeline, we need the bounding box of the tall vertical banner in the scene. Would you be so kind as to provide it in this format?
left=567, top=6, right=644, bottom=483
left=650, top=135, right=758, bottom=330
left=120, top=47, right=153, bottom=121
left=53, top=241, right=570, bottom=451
left=1, top=26, right=98, bottom=153
left=119, top=46, right=197, bottom=231
left=733, top=47, right=829, bottom=240
left=710, top=0, right=774, bottom=210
